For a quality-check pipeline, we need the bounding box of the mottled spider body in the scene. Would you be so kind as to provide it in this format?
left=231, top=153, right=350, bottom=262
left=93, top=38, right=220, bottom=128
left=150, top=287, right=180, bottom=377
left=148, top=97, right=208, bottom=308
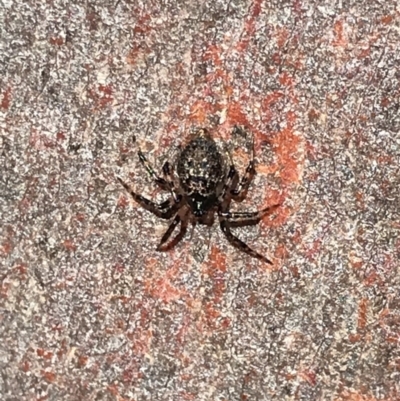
left=118, top=127, right=279, bottom=264
left=177, top=132, right=225, bottom=217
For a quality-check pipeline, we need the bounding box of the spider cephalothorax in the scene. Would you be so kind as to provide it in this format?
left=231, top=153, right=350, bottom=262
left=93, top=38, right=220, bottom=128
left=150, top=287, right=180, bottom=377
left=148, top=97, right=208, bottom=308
left=118, top=127, right=279, bottom=264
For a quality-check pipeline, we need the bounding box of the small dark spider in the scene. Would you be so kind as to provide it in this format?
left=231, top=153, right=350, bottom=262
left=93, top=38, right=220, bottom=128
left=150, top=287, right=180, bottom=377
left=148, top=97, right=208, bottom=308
left=118, top=127, right=280, bottom=264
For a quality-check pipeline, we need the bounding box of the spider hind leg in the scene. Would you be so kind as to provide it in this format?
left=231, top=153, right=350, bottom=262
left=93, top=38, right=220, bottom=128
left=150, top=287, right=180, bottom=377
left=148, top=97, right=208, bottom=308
left=157, top=211, right=189, bottom=252
left=219, top=220, right=273, bottom=265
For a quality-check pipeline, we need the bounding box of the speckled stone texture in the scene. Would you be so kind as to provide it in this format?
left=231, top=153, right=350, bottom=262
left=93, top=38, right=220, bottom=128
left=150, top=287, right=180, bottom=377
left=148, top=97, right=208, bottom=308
left=1, top=1, right=399, bottom=400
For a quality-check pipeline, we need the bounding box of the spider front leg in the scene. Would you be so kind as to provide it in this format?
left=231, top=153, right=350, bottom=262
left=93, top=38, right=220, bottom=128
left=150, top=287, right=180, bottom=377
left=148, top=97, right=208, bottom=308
left=218, top=165, right=239, bottom=203
left=117, top=177, right=179, bottom=219
left=138, top=150, right=179, bottom=199
left=138, top=150, right=180, bottom=202
left=231, top=127, right=256, bottom=202
left=138, top=150, right=168, bottom=188
left=218, top=126, right=257, bottom=204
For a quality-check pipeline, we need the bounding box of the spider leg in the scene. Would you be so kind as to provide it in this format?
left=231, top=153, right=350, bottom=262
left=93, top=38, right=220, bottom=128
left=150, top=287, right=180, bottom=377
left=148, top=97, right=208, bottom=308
left=231, top=128, right=256, bottom=202
left=117, top=177, right=178, bottom=219
left=161, top=160, right=180, bottom=202
left=218, top=126, right=257, bottom=203
left=138, top=150, right=169, bottom=190
left=157, top=211, right=189, bottom=251
left=219, top=220, right=273, bottom=265
left=138, top=150, right=180, bottom=202
left=218, top=165, right=239, bottom=202
left=219, top=204, right=280, bottom=227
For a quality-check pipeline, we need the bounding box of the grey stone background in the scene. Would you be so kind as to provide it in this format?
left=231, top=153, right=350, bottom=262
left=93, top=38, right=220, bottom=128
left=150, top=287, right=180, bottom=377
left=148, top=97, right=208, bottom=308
left=1, top=1, right=399, bottom=400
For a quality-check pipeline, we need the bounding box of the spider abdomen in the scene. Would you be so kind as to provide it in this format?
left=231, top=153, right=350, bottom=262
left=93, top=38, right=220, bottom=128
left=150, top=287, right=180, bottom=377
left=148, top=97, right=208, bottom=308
left=177, top=134, right=224, bottom=198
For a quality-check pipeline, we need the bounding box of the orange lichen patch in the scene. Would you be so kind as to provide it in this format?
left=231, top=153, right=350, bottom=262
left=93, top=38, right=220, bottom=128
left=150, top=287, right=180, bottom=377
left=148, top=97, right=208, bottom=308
left=205, top=246, right=227, bottom=302
left=180, top=391, right=196, bottom=401
left=304, top=238, right=322, bottom=261
left=354, top=190, right=366, bottom=210
left=349, top=250, right=363, bottom=269
left=308, top=108, right=320, bottom=123
left=0, top=282, right=10, bottom=298
left=381, top=96, right=391, bottom=107
left=36, top=348, right=45, bottom=357
left=175, top=315, right=191, bottom=347
left=203, top=44, right=223, bottom=67
left=117, top=194, right=129, bottom=208
left=274, top=244, right=288, bottom=264
left=220, top=317, right=231, bottom=329
left=144, top=258, right=185, bottom=303
left=335, top=391, right=382, bottom=401
left=15, top=263, right=27, bottom=277
left=226, top=101, right=251, bottom=128
left=130, top=327, right=153, bottom=356
left=150, top=276, right=182, bottom=303
left=279, top=72, right=294, bottom=87
left=195, top=247, right=229, bottom=329
left=189, top=99, right=215, bottom=124
left=208, top=245, right=227, bottom=273
left=41, top=370, right=56, bottom=383
left=385, top=336, right=399, bottom=344
left=271, top=121, right=303, bottom=184
left=380, top=15, right=394, bottom=25
left=259, top=92, right=285, bottom=126
left=98, top=84, right=113, bottom=108
left=356, top=47, right=371, bottom=60
left=133, top=12, right=152, bottom=35
left=289, top=264, right=300, bottom=278
left=363, top=270, right=383, bottom=287
left=87, top=84, right=114, bottom=110
left=28, top=129, right=56, bottom=150
left=298, top=368, right=317, bottom=386
left=20, top=360, right=30, bottom=373
left=1, top=86, right=12, bottom=110
left=349, top=333, right=362, bottom=343
left=270, top=52, right=282, bottom=67
left=49, top=36, right=64, bottom=46
left=74, top=212, right=86, bottom=223
left=62, top=239, right=77, bottom=252
left=126, top=13, right=153, bottom=66
left=256, top=163, right=279, bottom=175
left=1, top=239, right=13, bottom=256
left=203, top=302, right=221, bottom=330
left=77, top=354, right=88, bottom=368
left=56, top=131, right=66, bottom=141
left=126, top=43, right=150, bottom=65
left=107, top=384, right=119, bottom=397
left=350, top=259, right=363, bottom=270
left=357, top=298, right=368, bottom=330
left=376, top=154, right=394, bottom=164
left=276, top=27, right=290, bottom=48
left=378, top=308, right=400, bottom=345
left=332, top=19, right=348, bottom=48
left=236, top=0, right=263, bottom=52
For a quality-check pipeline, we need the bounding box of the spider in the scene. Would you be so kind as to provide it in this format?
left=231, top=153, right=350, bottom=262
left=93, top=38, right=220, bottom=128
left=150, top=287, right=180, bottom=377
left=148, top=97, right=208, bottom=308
left=117, top=127, right=280, bottom=264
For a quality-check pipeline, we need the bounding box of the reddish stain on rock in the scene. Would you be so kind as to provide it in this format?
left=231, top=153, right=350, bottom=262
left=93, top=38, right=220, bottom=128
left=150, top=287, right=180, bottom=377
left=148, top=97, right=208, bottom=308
left=332, top=19, right=348, bottom=48
left=1, top=87, right=12, bottom=109
left=49, top=36, right=64, bottom=46
left=357, top=298, right=368, bottom=330
left=56, top=131, right=66, bottom=141
left=62, top=239, right=77, bottom=252
left=1, top=239, right=13, bottom=256
left=41, top=370, right=56, bottom=383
